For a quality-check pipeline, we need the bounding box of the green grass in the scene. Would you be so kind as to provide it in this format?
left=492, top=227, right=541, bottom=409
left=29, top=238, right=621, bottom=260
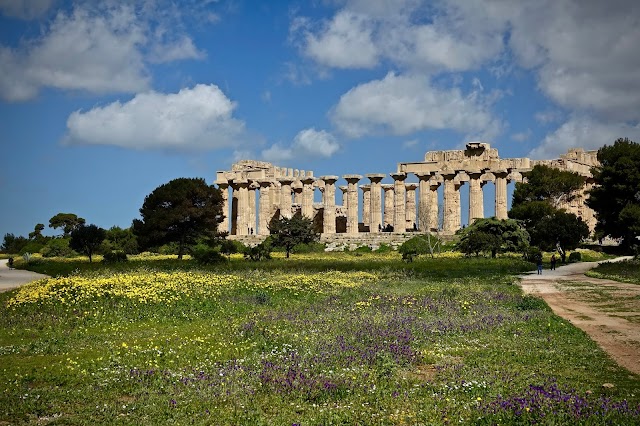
left=586, top=258, right=640, bottom=284
left=1, top=254, right=639, bottom=425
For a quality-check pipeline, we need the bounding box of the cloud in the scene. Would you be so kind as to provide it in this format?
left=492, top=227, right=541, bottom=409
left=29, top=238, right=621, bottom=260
left=530, top=116, right=640, bottom=160
left=261, top=128, right=340, bottom=163
left=535, top=109, right=563, bottom=125
left=511, top=129, right=532, bottom=142
left=0, top=3, right=204, bottom=101
left=330, top=72, right=500, bottom=140
left=65, top=84, right=246, bottom=151
left=0, top=0, right=54, bottom=19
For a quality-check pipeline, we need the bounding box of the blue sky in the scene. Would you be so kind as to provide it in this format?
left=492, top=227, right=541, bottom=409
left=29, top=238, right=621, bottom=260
left=1, top=0, right=640, bottom=239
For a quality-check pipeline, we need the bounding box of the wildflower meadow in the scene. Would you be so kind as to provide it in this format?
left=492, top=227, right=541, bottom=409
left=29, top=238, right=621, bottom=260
left=1, top=253, right=638, bottom=424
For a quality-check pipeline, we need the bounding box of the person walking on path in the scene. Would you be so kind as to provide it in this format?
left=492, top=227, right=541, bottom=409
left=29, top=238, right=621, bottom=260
left=550, top=254, right=557, bottom=271
left=536, top=256, right=543, bottom=275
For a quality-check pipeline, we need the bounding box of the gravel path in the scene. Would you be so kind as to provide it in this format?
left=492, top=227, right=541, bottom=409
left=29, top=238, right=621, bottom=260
left=0, top=259, right=49, bottom=292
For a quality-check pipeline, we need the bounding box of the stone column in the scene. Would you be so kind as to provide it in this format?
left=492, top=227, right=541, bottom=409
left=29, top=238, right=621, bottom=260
left=258, top=180, right=272, bottom=235
left=234, top=180, right=250, bottom=235
left=382, top=184, right=394, bottom=228
left=360, top=185, right=371, bottom=228
left=442, top=172, right=461, bottom=233
left=343, top=175, right=361, bottom=234
left=278, top=178, right=294, bottom=219
left=468, top=171, right=484, bottom=224
left=248, top=182, right=257, bottom=235
left=428, top=178, right=441, bottom=232
left=321, top=176, right=338, bottom=234
left=300, top=177, right=315, bottom=219
left=494, top=170, right=508, bottom=220
left=367, top=174, right=385, bottom=233
left=391, top=172, right=407, bottom=232
left=416, top=172, right=430, bottom=231
left=215, top=181, right=229, bottom=234
left=405, top=183, right=417, bottom=231
left=292, top=181, right=303, bottom=205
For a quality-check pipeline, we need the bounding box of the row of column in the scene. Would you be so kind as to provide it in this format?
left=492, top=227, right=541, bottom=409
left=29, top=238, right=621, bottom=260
left=218, top=169, right=513, bottom=236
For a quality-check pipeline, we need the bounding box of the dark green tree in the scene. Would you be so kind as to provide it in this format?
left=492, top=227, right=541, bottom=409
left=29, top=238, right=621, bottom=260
left=1, top=233, right=28, bottom=254
left=69, top=224, right=106, bottom=262
left=49, top=213, right=86, bottom=237
left=28, top=223, right=45, bottom=241
left=268, top=214, right=318, bottom=258
left=587, top=138, right=640, bottom=248
left=102, top=226, right=139, bottom=254
left=455, top=218, right=529, bottom=258
left=510, top=165, right=590, bottom=251
left=132, top=178, right=223, bottom=259
left=513, top=165, right=585, bottom=208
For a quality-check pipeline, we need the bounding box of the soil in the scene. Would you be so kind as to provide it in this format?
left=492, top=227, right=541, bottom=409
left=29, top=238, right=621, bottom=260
left=519, top=257, right=640, bottom=375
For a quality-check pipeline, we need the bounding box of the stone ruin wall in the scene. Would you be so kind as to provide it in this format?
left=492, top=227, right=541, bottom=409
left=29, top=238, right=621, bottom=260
left=215, top=144, right=599, bottom=241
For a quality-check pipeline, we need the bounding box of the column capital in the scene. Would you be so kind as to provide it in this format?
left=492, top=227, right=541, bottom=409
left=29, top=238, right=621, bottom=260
left=366, top=173, right=386, bottom=183
left=360, top=184, right=371, bottom=191
left=390, top=172, right=407, bottom=181
left=277, top=177, right=294, bottom=185
left=320, top=175, right=339, bottom=184
left=343, top=174, right=362, bottom=183
left=257, top=179, right=272, bottom=188
left=381, top=183, right=394, bottom=190
left=215, top=181, right=229, bottom=188
left=300, top=176, right=316, bottom=185
left=231, top=179, right=249, bottom=189
left=405, top=182, right=418, bottom=191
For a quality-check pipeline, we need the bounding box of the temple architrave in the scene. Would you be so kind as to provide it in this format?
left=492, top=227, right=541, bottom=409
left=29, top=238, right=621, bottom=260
left=215, top=143, right=598, bottom=240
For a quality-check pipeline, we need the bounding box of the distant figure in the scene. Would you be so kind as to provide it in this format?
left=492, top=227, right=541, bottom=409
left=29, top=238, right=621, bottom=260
left=412, top=222, right=417, bottom=231
left=378, top=224, right=382, bottom=232
left=7, top=257, right=14, bottom=269
left=250, top=227, right=254, bottom=235
left=536, top=256, right=543, bottom=275
left=550, top=254, right=557, bottom=270
left=560, top=251, right=566, bottom=264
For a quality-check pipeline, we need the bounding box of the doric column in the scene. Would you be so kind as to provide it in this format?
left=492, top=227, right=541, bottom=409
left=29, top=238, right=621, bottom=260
left=215, top=181, right=230, bottom=234
left=321, top=176, right=338, bottom=234
left=416, top=172, right=430, bottom=231
left=232, top=180, right=249, bottom=235
left=442, top=172, right=461, bottom=233
left=367, top=174, right=385, bottom=233
left=405, top=183, right=417, bottom=231
left=382, top=184, right=394, bottom=228
left=360, top=184, right=371, bottom=227
left=494, top=170, right=508, bottom=220
left=278, top=178, right=294, bottom=219
left=292, top=181, right=303, bottom=205
left=258, top=180, right=272, bottom=235
left=468, top=171, right=484, bottom=224
left=427, top=177, right=441, bottom=232
left=391, top=172, right=407, bottom=232
left=300, top=177, right=315, bottom=219
left=248, top=182, right=257, bottom=234
left=343, top=175, right=361, bottom=234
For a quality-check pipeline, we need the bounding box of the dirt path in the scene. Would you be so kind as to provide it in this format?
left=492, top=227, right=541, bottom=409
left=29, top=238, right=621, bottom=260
left=0, top=259, right=49, bottom=292
left=519, top=257, right=640, bottom=375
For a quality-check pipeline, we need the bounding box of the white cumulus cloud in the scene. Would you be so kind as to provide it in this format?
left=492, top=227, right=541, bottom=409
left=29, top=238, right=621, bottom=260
left=0, top=0, right=54, bottom=19
left=262, top=128, right=340, bottom=163
left=330, top=72, right=500, bottom=140
left=65, top=84, right=246, bottom=151
left=530, top=116, right=640, bottom=160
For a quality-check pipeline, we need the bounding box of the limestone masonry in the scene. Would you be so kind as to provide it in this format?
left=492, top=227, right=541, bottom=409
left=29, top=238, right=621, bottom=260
left=215, top=143, right=598, bottom=240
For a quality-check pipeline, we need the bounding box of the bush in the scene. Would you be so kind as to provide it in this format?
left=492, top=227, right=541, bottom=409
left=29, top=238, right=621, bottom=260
left=375, top=244, right=393, bottom=253
left=19, top=241, right=44, bottom=255
left=398, top=235, right=430, bottom=262
left=353, top=245, right=372, bottom=253
left=102, top=251, right=128, bottom=263
left=568, top=251, right=582, bottom=263
left=243, top=241, right=272, bottom=261
left=292, top=241, right=326, bottom=253
left=523, top=246, right=542, bottom=263
left=191, top=245, right=226, bottom=265
left=41, top=238, right=77, bottom=258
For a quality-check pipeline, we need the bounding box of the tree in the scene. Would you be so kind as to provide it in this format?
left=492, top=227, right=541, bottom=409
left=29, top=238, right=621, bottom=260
left=513, top=165, right=585, bottom=208
left=455, top=218, right=529, bottom=258
left=132, top=178, right=223, bottom=260
left=102, top=226, right=139, bottom=254
left=28, top=223, right=45, bottom=241
left=49, top=213, right=86, bottom=237
left=587, top=138, right=640, bottom=248
left=268, top=214, right=318, bottom=258
left=1, top=233, right=28, bottom=254
left=510, top=166, right=590, bottom=252
left=70, top=224, right=106, bottom=262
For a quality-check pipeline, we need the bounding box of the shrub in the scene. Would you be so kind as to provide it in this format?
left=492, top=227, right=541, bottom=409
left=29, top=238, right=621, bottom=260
left=191, top=245, right=225, bottom=265
left=243, top=240, right=272, bottom=261
left=375, top=244, right=393, bottom=253
left=19, top=241, right=44, bottom=255
left=102, top=251, right=128, bottom=263
left=353, top=245, right=373, bottom=253
left=41, top=238, right=77, bottom=258
left=568, top=251, right=582, bottom=263
left=523, top=246, right=542, bottom=263
left=398, top=235, right=430, bottom=262
left=292, top=241, right=326, bottom=253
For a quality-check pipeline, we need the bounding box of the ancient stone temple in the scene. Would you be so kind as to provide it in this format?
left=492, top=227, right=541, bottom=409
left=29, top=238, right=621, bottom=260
left=215, top=144, right=598, bottom=241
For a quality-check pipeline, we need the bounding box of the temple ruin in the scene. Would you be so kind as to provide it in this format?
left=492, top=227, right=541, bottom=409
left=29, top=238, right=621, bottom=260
left=214, top=143, right=598, bottom=242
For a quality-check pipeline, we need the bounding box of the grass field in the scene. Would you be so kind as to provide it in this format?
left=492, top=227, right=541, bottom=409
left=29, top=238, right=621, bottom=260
left=586, top=258, right=640, bottom=284
left=2, top=254, right=639, bottom=425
